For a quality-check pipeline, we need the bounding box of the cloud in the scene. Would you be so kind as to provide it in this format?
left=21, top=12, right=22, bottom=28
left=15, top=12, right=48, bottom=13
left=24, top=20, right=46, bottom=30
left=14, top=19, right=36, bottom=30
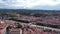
left=0, top=0, right=60, bottom=10
left=31, top=4, right=60, bottom=10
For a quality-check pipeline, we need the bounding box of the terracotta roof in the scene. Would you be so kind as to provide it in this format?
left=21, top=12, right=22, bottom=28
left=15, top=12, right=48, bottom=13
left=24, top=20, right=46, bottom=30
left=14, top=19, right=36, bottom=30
left=10, top=28, right=21, bottom=32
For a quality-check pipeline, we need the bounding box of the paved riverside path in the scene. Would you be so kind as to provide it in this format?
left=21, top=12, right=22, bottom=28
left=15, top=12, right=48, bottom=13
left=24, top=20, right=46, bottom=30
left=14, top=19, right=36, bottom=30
left=30, top=24, right=60, bottom=31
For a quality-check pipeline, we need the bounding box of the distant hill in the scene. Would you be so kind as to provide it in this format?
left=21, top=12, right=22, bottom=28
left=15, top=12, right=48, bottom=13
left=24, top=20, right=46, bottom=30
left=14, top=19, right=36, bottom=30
left=0, top=9, right=60, bottom=12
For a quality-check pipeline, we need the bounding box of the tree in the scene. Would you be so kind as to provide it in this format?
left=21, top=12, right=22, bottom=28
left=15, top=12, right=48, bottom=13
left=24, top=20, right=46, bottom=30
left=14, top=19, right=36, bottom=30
left=16, top=23, right=22, bottom=28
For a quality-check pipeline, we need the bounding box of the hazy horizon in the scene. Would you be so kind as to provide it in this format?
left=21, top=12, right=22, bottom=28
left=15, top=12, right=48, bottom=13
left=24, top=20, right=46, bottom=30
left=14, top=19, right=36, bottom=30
left=0, top=0, right=60, bottom=10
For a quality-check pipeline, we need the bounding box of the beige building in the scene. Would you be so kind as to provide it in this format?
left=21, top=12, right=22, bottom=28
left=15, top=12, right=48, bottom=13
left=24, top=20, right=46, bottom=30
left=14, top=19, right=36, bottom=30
left=0, top=22, right=7, bottom=34
left=9, top=28, right=22, bottom=34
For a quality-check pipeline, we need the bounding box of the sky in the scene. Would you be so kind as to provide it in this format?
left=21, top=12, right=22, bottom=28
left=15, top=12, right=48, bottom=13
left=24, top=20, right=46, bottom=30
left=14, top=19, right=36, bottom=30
left=0, top=0, right=60, bottom=10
